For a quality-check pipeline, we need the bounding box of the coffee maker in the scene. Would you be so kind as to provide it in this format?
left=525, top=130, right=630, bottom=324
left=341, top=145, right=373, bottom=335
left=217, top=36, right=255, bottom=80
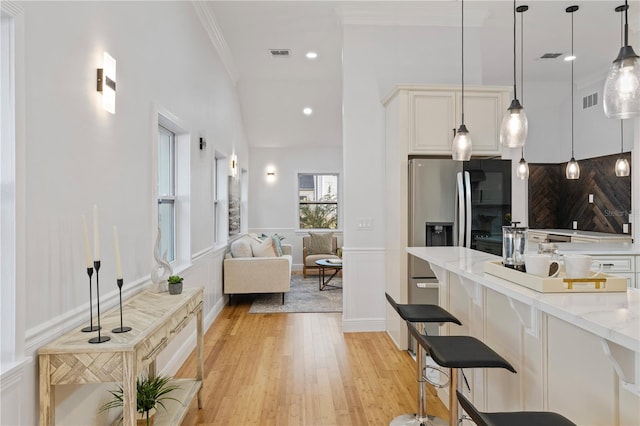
left=502, top=222, right=528, bottom=271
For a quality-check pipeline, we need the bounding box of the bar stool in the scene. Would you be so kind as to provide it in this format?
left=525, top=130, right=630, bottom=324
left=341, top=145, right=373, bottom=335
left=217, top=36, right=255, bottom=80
left=456, top=390, right=577, bottom=426
left=385, top=293, right=462, bottom=426
left=406, top=321, right=516, bottom=426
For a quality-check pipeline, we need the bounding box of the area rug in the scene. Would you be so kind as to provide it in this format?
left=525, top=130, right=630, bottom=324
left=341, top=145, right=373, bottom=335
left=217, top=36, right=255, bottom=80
left=248, top=275, right=342, bottom=314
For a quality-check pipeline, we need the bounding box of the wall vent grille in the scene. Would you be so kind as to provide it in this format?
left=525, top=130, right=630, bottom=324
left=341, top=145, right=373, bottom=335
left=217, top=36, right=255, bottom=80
left=583, top=92, right=598, bottom=109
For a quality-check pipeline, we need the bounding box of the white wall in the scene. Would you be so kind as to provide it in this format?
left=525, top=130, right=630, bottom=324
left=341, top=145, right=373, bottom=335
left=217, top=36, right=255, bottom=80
left=4, top=1, right=247, bottom=424
left=248, top=146, right=343, bottom=269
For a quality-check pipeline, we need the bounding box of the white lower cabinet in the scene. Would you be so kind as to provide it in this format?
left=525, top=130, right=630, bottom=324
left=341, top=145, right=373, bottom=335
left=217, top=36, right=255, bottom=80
left=438, top=270, right=639, bottom=425
left=592, top=255, right=636, bottom=288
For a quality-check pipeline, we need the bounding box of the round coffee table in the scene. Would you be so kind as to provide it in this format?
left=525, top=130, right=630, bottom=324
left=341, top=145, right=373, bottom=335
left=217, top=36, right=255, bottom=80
left=315, top=259, right=342, bottom=291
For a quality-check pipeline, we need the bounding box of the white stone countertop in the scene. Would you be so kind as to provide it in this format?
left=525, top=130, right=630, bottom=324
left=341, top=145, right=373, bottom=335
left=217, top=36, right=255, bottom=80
left=531, top=228, right=633, bottom=240
left=407, top=246, right=640, bottom=353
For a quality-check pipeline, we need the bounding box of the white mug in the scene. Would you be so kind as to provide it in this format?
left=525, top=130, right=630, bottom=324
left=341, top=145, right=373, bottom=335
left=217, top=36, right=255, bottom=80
left=563, top=254, right=603, bottom=278
left=524, top=253, right=560, bottom=278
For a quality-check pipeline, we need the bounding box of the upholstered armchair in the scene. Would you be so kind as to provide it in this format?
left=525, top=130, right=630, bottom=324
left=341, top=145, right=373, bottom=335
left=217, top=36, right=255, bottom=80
left=302, top=233, right=340, bottom=278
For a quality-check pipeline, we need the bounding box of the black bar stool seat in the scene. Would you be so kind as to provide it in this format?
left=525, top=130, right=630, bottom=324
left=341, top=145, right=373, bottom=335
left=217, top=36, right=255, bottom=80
left=386, top=293, right=461, bottom=426
left=417, top=335, right=516, bottom=372
left=386, top=293, right=462, bottom=325
left=407, top=322, right=516, bottom=426
left=456, top=391, right=577, bottom=426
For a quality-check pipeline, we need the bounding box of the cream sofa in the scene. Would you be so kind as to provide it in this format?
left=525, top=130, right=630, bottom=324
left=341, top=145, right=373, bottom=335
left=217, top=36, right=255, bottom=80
left=223, top=235, right=292, bottom=304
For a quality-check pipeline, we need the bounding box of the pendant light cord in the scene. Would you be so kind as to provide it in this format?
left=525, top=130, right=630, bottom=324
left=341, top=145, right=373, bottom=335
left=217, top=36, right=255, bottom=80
left=620, top=5, right=625, bottom=152
left=520, top=5, right=525, bottom=158
left=461, top=0, right=465, bottom=124
left=624, top=0, right=629, bottom=47
left=570, top=10, right=575, bottom=158
left=513, top=0, right=517, bottom=98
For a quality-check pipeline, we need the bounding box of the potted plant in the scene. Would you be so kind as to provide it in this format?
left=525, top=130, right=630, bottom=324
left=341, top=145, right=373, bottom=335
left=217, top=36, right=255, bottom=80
left=100, top=375, right=180, bottom=426
left=167, top=275, right=184, bottom=295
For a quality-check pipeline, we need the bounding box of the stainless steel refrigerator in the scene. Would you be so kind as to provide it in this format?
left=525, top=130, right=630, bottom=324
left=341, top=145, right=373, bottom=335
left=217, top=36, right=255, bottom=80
left=408, top=157, right=512, bottom=305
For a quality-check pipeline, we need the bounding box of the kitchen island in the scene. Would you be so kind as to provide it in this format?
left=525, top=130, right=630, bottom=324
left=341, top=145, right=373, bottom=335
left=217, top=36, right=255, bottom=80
left=407, top=246, right=639, bottom=426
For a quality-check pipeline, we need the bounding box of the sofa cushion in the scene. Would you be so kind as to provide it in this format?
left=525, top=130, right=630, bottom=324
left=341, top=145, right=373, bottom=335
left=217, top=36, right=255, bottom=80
left=308, top=232, right=334, bottom=254
left=251, top=237, right=279, bottom=257
left=230, top=236, right=253, bottom=258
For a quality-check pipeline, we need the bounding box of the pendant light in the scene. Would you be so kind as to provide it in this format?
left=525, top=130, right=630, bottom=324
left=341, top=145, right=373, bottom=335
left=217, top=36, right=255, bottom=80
left=565, top=6, right=580, bottom=180
left=616, top=120, right=630, bottom=176
left=515, top=5, right=530, bottom=180
left=452, top=0, right=472, bottom=161
left=614, top=5, right=631, bottom=177
left=500, top=0, right=528, bottom=148
left=603, top=0, right=640, bottom=119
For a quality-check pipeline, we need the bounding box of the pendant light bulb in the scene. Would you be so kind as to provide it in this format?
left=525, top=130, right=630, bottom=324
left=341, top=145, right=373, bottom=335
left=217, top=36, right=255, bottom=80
left=615, top=157, right=630, bottom=177
left=452, top=124, right=472, bottom=161
left=500, top=100, right=528, bottom=148
left=566, top=157, right=580, bottom=179
left=516, top=156, right=529, bottom=180
left=500, top=0, right=528, bottom=148
left=604, top=1, right=640, bottom=119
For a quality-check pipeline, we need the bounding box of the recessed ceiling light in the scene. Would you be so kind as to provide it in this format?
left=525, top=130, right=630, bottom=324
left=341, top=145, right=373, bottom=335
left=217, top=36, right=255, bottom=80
left=305, top=51, right=318, bottom=59
left=303, top=107, right=313, bottom=115
left=564, top=55, right=576, bottom=61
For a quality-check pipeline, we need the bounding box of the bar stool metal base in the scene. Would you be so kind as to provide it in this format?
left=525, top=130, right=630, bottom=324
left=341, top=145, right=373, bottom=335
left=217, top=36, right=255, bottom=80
left=390, top=413, right=448, bottom=426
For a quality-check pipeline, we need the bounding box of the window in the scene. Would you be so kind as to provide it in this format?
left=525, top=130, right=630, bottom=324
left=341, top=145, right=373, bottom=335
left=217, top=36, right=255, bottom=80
left=157, top=125, right=176, bottom=262
left=213, top=154, right=223, bottom=244
left=298, top=173, right=339, bottom=229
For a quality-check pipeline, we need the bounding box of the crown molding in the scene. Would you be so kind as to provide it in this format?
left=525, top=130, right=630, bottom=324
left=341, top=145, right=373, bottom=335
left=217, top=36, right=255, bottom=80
left=191, top=1, right=239, bottom=85
left=336, top=3, right=488, bottom=27
left=1, top=1, right=23, bottom=17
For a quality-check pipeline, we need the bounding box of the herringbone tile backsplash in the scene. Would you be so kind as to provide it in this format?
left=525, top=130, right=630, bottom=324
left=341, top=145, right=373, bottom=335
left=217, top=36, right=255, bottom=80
left=528, top=152, right=631, bottom=234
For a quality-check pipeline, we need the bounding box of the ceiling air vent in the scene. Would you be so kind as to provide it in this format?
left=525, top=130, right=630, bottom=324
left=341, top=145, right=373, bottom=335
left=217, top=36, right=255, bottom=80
left=583, top=92, right=598, bottom=109
left=269, top=49, right=291, bottom=57
left=539, top=53, right=563, bottom=59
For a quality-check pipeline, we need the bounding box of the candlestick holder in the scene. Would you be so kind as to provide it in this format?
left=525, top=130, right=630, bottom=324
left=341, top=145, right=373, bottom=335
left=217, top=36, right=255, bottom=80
left=81, top=267, right=100, bottom=332
left=88, top=260, right=110, bottom=344
left=112, top=278, right=131, bottom=333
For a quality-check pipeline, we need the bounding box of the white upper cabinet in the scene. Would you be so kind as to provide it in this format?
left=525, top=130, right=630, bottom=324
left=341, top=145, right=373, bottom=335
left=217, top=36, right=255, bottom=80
left=384, top=85, right=511, bottom=156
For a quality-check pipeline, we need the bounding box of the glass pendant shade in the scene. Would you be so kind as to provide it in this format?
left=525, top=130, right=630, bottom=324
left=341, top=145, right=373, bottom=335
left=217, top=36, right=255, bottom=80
left=452, top=124, right=472, bottom=161
left=615, top=157, right=630, bottom=176
left=603, top=47, right=640, bottom=118
left=516, top=157, right=529, bottom=180
left=500, top=99, right=528, bottom=148
left=566, top=157, right=580, bottom=179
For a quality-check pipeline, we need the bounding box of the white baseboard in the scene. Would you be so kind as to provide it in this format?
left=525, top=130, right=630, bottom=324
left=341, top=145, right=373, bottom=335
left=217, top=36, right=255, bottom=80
left=205, top=296, right=226, bottom=331
left=343, top=318, right=386, bottom=333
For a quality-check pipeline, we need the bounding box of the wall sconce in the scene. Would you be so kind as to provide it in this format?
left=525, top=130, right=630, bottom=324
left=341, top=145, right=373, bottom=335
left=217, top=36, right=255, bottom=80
left=97, top=52, right=116, bottom=114
left=266, top=166, right=276, bottom=183
left=199, top=137, right=206, bottom=150
left=230, top=154, right=238, bottom=177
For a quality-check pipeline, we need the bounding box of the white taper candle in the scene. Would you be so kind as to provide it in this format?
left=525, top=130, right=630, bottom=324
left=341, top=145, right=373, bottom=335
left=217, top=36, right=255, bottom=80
left=81, top=215, right=92, bottom=268
left=93, top=205, right=100, bottom=261
left=113, top=225, right=122, bottom=280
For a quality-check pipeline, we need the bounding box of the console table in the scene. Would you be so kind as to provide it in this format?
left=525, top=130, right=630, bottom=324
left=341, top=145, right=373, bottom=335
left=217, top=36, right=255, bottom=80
left=39, top=287, right=204, bottom=425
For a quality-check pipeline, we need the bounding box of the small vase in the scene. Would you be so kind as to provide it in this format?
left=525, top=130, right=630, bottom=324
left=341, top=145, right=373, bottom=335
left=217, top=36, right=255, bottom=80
left=136, top=408, right=156, bottom=426
left=168, top=282, right=183, bottom=295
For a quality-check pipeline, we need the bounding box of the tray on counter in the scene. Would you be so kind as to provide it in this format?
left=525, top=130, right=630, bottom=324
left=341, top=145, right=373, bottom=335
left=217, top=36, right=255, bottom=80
left=483, top=261, right=628, bottom=293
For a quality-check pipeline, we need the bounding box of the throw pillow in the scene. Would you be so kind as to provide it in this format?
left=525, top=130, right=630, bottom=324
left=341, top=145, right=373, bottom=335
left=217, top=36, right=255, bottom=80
left=230, top=236, right=253, bottom=258
left=308, top=232, right=334, bottom=255
left=251, top=237, right=279, bottom=257
left=271, top=235, right=284, bottom=256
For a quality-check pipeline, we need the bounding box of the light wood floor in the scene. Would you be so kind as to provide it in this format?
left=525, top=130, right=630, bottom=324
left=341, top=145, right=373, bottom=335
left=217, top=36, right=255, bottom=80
left=176, top=297, right=449, bottom=425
